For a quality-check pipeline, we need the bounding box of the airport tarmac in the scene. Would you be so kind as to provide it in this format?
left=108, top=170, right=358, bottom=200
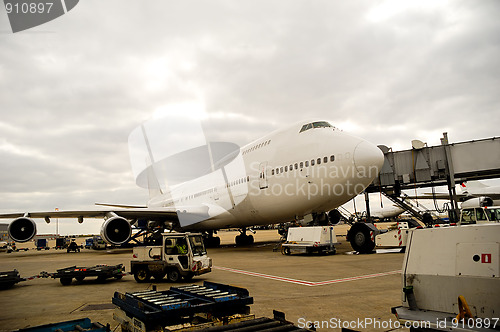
left=0, top=226, right=406, bottom=331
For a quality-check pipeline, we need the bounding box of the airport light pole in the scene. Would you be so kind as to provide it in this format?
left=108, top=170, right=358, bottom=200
left=55, top=207, right=59, bottom=235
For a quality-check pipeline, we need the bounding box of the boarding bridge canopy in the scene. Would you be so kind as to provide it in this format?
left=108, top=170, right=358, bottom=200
left=368, top=135, right=500, bottom=192
left=365, top=134, right=500, bottom=222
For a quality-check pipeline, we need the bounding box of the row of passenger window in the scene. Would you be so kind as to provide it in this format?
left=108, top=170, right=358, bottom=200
left=272, top=155, right=335, bottom=175
left=227, top=176, right=250, bottom=188
left=242, top=139, right=272, bottom=155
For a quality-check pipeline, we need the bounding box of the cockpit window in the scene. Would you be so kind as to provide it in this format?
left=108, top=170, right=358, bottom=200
left=299, top=121, right=333, bottom=133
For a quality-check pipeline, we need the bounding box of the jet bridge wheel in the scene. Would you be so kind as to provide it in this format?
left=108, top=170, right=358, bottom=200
left=347, top=223, right=376, bottom=254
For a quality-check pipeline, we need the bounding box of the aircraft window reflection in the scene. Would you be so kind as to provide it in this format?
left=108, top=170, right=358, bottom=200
left=294, top=163, right=298, bottom=170
left=305, top=161, right=309, bottom=167
left=317, top=158, right=321, bottom=165
left=324, top=156, right=328, bottom=163
left=300, top=162, right=303, bottom=168
left=285, top=166, right=288, bottom=172
left=311, top=159, right=315, bottom=166
left=330, top=155, right=335, bottom=162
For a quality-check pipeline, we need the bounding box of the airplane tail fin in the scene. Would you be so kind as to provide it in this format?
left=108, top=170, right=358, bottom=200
left=460, top=180, right=488, bottom=194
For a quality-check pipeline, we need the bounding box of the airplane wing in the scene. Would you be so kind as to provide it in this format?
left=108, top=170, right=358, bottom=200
left=0, top=207, right=178, bottom=221
left=0, top=207, right=179, bottom=244
left=0, top=203, right=225, bottom=244
left=406, top=193, right=464, bottom=200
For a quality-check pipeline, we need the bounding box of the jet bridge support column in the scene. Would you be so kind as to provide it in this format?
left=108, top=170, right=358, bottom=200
left=441, top=133, right=460, bottom=222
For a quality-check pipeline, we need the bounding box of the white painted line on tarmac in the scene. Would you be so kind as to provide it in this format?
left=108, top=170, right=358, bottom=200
left=214, top=266, right=401, bottom=287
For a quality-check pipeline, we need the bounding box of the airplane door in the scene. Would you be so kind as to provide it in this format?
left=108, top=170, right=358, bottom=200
left=259, top=162, right=268, bottom=189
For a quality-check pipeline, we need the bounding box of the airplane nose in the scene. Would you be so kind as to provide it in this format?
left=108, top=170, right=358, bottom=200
left=353, top=141, right=384, bottom=176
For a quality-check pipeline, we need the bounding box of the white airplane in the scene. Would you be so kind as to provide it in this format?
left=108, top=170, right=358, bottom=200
left=368, top=205, right=405, bottom=220
left=1, top=120, right=384, bottom=246
left=409, top=181, right=500, bottom=209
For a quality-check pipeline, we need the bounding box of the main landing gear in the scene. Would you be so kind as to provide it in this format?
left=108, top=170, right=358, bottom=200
left=235, top=228, right=254, bottom=246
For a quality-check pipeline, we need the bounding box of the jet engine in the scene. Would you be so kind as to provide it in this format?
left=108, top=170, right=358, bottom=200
left=8, top=217, right=37, bottom=242
left=461, top=196, right=494, bottom=209
left=100, top=215, right=132, bottom=245
left=328, top=209, right=342, bottom=225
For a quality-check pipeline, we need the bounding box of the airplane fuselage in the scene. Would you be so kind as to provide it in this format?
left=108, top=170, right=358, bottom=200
left=148, top=121, right=384, bottom=230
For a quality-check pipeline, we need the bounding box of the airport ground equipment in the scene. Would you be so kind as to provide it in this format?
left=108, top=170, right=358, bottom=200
left=392, top=223, right=500, bottom=331
left=113, top=282, right=313, bottom=332
left=131, top=232, right=212, bottom=283
left=66, top=240, right=81, bottom=253
left=281, top=226, right=338, bottom=255
left=35, top=238, right=49, bottom=250
left=113, top=281, right=253, bottom=331
left=91, top=235, right=106, bottom=250
left=51, top=264, right=125, bottom=285
left=14, top=318, right=109, bottom=332
left=84, top=237, right=93, bottom=249
left=0, top=270, right=25, bottom=289
left=55, top=237, right=69, bottom=249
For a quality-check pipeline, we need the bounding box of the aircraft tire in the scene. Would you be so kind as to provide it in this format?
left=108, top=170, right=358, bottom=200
left=348, top=223, right=375, bottom=254
left=134, top=267, right=151, bottom=283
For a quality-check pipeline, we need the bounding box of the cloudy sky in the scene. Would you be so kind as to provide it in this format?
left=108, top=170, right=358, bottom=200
left=1, top=0, right=499, bottom=235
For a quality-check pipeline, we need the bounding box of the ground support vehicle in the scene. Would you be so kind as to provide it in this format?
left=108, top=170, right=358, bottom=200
left=55, top=237, right=69, bottom=250
left=52, top=264, right=125, bottom=285
left=392, top=223, right=500, bottom=331
left=35, top=238, right=50, bottom=250
left=66, top=240, right=81, bottom=253
left=113, top=281, right=312, bottom=331
left=0, top=270, right=25, bottom=289
left=13, top=318, right=109, bottom=332
left=84, top=238, right=94, bottom=249
left=91, top=235, right=106, bottom=250
left=281, top=226, right=338, bottom=255
left=131, top=232, right=212, bottom=283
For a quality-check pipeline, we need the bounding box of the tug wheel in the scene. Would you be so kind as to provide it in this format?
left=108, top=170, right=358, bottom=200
left=60, top=277, right=72, bottom=286
left=167, top=269, right=181, bottom=283
left=134, top=268, right=151, bottom=283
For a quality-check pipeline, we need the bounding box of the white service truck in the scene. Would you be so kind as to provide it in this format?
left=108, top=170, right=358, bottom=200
left=281, top=226, right=338, bottom=255
left=131, top=232, right=212, bottom=283
left=392, top=223, right=500, bottom=331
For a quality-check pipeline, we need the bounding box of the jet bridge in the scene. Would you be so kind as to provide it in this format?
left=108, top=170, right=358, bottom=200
left=366, top=134, right=500, bottom=222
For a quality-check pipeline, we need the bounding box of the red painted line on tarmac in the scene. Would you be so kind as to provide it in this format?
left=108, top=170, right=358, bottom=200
left=214, top=266, right=401, bottom=287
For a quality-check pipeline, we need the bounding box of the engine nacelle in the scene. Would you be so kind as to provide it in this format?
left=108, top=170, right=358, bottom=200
left=8, top=217, right=37, bottom=242
left=100, top=216, right=131, bottom=245
left=328, top=209, right=342, bottom=225
left=461, top=196, right=494, bottom=209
